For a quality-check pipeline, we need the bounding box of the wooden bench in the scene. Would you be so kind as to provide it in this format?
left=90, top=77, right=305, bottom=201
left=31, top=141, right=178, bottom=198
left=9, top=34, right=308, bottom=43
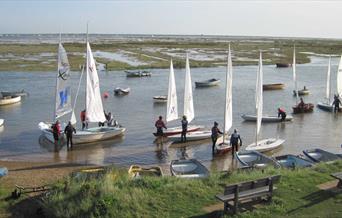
left=331, top=172, right=342, bottom=188
left=215, top=175, right=281, bottom=214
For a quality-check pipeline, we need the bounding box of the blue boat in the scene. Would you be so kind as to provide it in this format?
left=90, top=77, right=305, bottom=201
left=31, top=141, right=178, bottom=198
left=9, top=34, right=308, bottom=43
left=303, top=149, right=342, bottom=163
left=275, top=154, right=313, bottom=168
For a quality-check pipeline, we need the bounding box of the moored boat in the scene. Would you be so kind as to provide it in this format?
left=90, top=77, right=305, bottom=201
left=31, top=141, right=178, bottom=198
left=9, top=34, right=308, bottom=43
left=236, top=151, right=280, bottom=168
left=262, top=83, right=285, bottom=90
left=153, top=95, right=167, bottom=103
left=275, top=154, right=313, bottom=168
left=276, top=63, right=291, bottom=68
left=0, top=95, right=21, bottom=106
left=153, top=125, right=203, bottom=137
left=167, top=130, right=212, bottom=142
left=241, top=114, right=293, bottom=122
left=303, top=148, right=342, bottom=163
left=293, top=89, right=310, bottom=96
left=195, top=78, right=220, bottom=88
left=1, top=90, right=28, bottom=97
left=292, top=103, right=314, bottom=114
left=128, top=165, right=163, bottom=178
left=73, top=127, right=125, bottom=144
left=245, top=138, right=284, bottom=153
left=125, top=70, right=151, bottom=77
left=114, top=87, right=130, bottom=95
left=170, top=159, right=209, bottom=178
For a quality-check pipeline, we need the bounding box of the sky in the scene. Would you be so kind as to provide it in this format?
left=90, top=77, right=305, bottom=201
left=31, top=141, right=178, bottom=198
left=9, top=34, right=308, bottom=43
left=1, top=0, right=342, bottom=38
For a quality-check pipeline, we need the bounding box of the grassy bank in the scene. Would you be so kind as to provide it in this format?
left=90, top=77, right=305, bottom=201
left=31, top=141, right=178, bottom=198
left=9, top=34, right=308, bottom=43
left=27, top=160, right=342, bottom=218
left=1, top=37, right=342, bottom=71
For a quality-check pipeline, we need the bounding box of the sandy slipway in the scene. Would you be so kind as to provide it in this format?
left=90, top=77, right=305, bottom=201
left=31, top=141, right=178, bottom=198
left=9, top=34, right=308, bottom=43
left=0, top=35, right=341, bottom=71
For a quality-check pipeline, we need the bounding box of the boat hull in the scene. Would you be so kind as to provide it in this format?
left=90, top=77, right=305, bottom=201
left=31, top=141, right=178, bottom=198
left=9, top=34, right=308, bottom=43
left=245, top=138, right=284, bottom=152
left=114, top=87, right=130, bottom=95
left=167, top=130, right=212, bottom=142
left=153, top=95, right=167, bottom=103
left=126, top=71, right=151, bottom=77
left=236, top=151, right=280, bottom=168
left=293, top=89, right=310, bottom=96
left=73, top=127, right=126, bottom=144
left=153, top=125, right=203, bottom=137
left=170, top=159, right=209, bottom=178
left=275, top=154, right=313, bottom=168
left=38, top=122, right=65, bottom=143
left=1, top=90, right=28, bottom=97
left=0, top=95, right=21, bottom=106
left=241, top=114, right=292, bottom=122
left=215, top=142, right=232, bottom=155
left=276, top=63, right=291, bottom=68
left=292, top=103, right=314, bottom=114
left=303, top=148, right=342, bottom=163
left=195, top=79, right=220, bottom=88
left=317, top=102, right=342, bottom=112
left=262, top=83, right=285, bottom=90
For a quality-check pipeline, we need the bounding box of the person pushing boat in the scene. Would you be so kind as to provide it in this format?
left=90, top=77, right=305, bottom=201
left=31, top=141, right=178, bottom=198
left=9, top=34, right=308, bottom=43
left=51, top=120, right=61, bottom=145
left=155, top=116, right=167, bottom=145
left=230, top=129, right=242, bottom=158
left=277, top=108, right=287, bottom=121
left=211, top=122, right=223, bottom=154
left=64, top=121, right=76, bottom=149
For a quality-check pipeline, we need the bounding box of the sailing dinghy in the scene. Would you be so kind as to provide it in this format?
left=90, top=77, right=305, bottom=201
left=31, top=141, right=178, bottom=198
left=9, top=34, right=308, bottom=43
left=317, top=55, right=342, bottom=112
left=241, top=114, right=293, bottom=122
left=245, top=52, right=285, bottom=153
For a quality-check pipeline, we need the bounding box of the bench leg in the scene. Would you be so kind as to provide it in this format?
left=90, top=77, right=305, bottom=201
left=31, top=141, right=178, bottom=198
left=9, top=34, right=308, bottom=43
left=338, top=180, right=342, bottom=188
left=233, top=200, right=238, bottom=214
left=224, top=202, right=228, bottom=213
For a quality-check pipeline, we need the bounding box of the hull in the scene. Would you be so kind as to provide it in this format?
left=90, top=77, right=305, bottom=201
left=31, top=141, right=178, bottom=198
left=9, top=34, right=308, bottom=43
left=195, top=79, right=220, bottom=87
left=73, top=127, right=125, bottom=144
left=293, top=89, right=310, bottom=96
left=317, top=102, right=342, bottom=112
left=275, top=154, right=313, bottom=168
left=128, top=165, right=163, bottom=178
left=0, top=95, right=21, bottom=106
left=215, top=142, right=232, bottom=155
left=38, top=122, right=65, bottom=143
left=263, top=83, right=285, bottom=90
left=126, top=71, right=151, bottom=77
left=241, top=114, right=293, bottom=122
left=292, top=103, right=314, bottom=114
left=170, top=159, right=209, bottom=178
left=0, top=119, right=4, bottom=127
left=1, top=90, right=28, bottom=97
left=236, top=151, right=281, bottom=168
left=114, top=87, right=130, bottom=95
left=276, top=63, right=291, bottom=68
left=245, top=138, right=285, bottom=152
left=153, top=125, right=203, bottom=137
left=153, top=95, right=167, bottom=103
left=167, top=130, right=212, bottom=142
left=303, top=148, right=342, bottom=163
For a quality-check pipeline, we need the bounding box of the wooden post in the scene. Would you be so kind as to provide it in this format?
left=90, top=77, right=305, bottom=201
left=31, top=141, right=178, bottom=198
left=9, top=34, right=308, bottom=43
left=268, top=177, right=273, bottom=202
left=233, top=184, right=240, bottom=214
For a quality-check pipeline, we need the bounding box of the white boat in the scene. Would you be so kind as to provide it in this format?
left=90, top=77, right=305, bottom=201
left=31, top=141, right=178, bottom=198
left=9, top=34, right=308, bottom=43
left=215, top=45, right=233, bottom=154
left=245, top=52, right=285, bottom=152
left=38, top=36, right=73, bottom=143
left=236, top=151, right=281, bottom=168
left=245, top=138, right=284, bottom=152
left=153, top=95, right=167, bottom=103
left=0, top=119, right=4, bottom=127
left=71, top=29, right=126, bottom=144
left=195, top=78, right=220, bottom=88
left=241, top=114, right=293, bottom=122
left=0, top=95, right=21, bottom=106
left=153, top=125, right=203, bottom=137
left=170, top=159, right=209, bottom=178
left=114, top=87, right=130, bottom=95
left=317, top=55, right=342, bottom=112
left=125, top=70, right=151, bottom=77
left=1, top=90, right=28, bottom=97
left=167, top=130, right=212, bottom=142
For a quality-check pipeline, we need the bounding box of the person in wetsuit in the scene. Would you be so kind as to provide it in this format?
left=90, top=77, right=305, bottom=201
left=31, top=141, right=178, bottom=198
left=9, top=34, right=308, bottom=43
left=180, top=115, right=188, bottom=143
left=64, top=121, right=76, bottom=149
left=211, top=122, right=223, bottom=154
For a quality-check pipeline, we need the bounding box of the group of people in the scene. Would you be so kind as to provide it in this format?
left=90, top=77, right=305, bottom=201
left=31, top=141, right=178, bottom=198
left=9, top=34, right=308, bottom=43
left=154, top=116, right=242, bottom=157
left=51, top=120, right=76, bottom=149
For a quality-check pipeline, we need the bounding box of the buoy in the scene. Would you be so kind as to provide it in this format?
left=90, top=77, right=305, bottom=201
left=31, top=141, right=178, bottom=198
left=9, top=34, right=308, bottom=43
left=103, top=92, right=109, bottom=98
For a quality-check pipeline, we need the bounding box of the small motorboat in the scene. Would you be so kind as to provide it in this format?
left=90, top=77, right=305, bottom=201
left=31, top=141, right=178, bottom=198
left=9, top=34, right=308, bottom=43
left=241, top=114, right=293, bottom=122
left=236, top=151, right=281, bottom=168
left=262, top=83, right=285, bottom=90
left=293, top=89, right=310, bottom=96
left=153, top=95, right=167, bottom=103
left=245, top=138, right=285, bottom=153
left=303, top=148, right=342, bottom=163
left=114, top=87, right=130, bottom=95
left=275, top=154, right=313, bottom=168
left=153, top=125, right=203, bottom=137
left=126, top=70, right=152, bottom=77
left=128, top=165, right=163, bottom=178
left=317, top=102, right=341, bottom=112
left=170, top=159, right=209, bottom=178
left=1, top=90, right=28, bottom=97
left=276, top=63, right=291, bottom=68
left=292, top=103, right=314, bottom=114
left=0, top=119, right=4, bottom=127
left=195, top=78, right=220, bottom=88
left=167, top=130, right=212, bottom=142
left=0, top=95, right=21, bottom=106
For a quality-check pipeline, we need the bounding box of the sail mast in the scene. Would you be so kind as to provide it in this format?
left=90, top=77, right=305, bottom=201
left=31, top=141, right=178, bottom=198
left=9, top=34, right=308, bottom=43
left=255, top=51, right=263, bottom=146
left=223, top=44, right=233, bottom=144
left=293, top=45, right=298, bottom=103
left=53, top=34, right=61, bottom=122
left=337, top=55, right=342, bottom=98
left=70, top=65, right=84, bottom=125
left=326, top=55, right=331, bottom=103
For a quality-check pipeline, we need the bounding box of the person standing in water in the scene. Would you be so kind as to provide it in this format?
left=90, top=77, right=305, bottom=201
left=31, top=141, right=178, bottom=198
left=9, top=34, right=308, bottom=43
left=230, top=129, right=242, bottom=158
left=64, top=121, right=76, bottom=149
left=180, top=115, right=188, bottom=143
left=155, top=116, right=167, bottom=145
left=80, top=109, right=87, bottom=130
left=52, top=120, right=61, bottom=145
left=333, top=95, right=341, bottom=113
left=211, top=122, right=223, bottom=154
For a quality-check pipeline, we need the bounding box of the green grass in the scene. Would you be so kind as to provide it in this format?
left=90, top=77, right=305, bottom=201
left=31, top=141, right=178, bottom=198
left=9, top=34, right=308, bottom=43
left=0, top=37, right=342, bottom=72
left=32, top=160, right=342, bottom=218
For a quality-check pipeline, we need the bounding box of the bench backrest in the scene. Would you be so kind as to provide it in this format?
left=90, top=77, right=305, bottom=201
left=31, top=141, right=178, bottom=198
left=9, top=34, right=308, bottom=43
left=224, top=175, right=281, bottom=195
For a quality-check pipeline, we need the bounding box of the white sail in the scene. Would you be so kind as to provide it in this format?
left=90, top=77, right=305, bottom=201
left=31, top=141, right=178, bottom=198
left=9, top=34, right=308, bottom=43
left=166, top=59, right=178, bottom=122
left=256, top=52, right=263, bottom=137
left=85, top=42, right=106, bottom=123
left=183, top=54, right=194, bottom=123
left=326, top=56, right=331, bottom=101
left=337, top=55, right=342, bottom=98
left=55, top=43, right=72, bottom=119
left=293, top=46, right=298, bottom=100
left=223, top=45, right=233, bottom=134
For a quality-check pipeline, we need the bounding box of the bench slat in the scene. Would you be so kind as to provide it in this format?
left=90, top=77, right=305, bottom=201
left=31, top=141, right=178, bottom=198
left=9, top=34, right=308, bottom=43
left=216, top=186, right=273, bottom=202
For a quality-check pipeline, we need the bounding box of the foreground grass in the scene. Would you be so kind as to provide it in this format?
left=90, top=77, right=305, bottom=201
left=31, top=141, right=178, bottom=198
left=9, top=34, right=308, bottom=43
left=0, top=37, right=342, bottom=71
left=36, top=161, right=342, bottom=218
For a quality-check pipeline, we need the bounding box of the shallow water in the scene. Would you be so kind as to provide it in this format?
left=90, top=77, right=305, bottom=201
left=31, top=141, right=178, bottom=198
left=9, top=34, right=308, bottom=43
left=0, top=56, right=341, bottom=171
